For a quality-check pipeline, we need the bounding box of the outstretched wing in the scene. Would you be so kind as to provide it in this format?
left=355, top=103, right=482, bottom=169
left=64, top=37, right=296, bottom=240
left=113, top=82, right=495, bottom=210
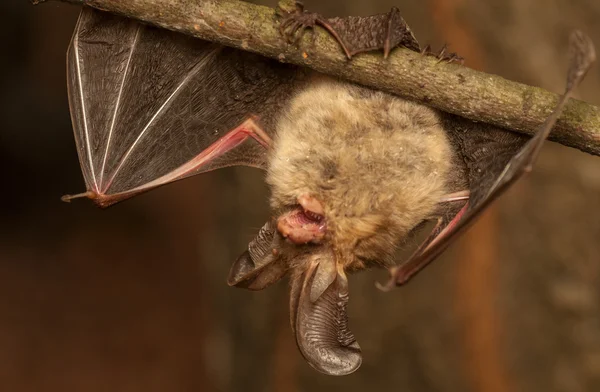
left=380, top=30, right=596, bottom=289
left=64, top=7, right=304, bottom=207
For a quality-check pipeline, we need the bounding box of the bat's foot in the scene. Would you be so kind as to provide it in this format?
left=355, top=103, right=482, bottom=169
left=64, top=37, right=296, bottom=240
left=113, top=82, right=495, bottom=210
left=421, top=44, right=464, bottom=64
left=278, top=3, right=423, bottom=60
left=278, top=0, right=321, bottom=46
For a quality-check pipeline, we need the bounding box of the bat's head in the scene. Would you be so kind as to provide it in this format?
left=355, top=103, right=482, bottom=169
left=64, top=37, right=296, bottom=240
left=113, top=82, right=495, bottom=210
left=229, top=79, right=453, bottom=375
left=268, top=79, right=452, bottom=269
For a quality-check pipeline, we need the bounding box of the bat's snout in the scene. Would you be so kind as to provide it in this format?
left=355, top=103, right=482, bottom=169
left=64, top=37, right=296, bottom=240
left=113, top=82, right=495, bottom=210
left=276, top=194, right=326, bottom=244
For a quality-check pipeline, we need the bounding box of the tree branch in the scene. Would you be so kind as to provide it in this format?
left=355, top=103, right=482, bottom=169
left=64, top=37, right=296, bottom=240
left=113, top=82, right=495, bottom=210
left=33, top=0, right=600, bottom=156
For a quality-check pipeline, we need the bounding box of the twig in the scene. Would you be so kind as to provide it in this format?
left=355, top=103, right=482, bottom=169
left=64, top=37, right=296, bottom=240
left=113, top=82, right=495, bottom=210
left=32, top=0, right=600, bottom=156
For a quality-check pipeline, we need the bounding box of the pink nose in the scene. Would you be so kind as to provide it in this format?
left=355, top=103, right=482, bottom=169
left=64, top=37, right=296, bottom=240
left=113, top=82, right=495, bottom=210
left=276, top=194, right=326, bottom=244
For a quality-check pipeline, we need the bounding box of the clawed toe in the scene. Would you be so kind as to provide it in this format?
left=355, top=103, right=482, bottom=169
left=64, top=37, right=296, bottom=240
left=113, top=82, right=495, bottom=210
left=278, top=2, right=319, bottom=47
left=422, top=43, right=464, bottom=64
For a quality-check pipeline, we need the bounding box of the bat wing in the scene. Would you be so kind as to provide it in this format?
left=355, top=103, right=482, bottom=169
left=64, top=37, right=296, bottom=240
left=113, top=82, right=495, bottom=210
left=380, top=30, right=596, bottom=290
left=64, top=7, right=304, bottom=207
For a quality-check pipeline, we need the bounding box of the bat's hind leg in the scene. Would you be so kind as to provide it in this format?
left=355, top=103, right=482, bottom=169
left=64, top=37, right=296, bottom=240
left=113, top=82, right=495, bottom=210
left=278, top=2, right=421, bottom=59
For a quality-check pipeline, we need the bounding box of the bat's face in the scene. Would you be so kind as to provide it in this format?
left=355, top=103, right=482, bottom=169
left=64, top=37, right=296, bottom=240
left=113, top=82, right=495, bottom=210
left=230, top=79, right=455, bottom=375
left=275, top=193, right=327, bottom=245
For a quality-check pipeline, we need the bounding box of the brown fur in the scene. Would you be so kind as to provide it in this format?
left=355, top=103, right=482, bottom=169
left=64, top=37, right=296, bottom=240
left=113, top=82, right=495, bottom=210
left=267, top=78, right=453, bottom=269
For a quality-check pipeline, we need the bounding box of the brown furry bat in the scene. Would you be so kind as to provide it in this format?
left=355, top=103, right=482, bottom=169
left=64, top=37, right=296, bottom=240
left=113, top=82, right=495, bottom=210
left=61, top=6, right=595, bottom=375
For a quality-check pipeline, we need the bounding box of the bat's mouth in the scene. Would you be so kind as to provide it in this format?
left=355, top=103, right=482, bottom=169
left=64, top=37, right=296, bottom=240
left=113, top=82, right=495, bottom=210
left=277, top=194, right=326, bottom=244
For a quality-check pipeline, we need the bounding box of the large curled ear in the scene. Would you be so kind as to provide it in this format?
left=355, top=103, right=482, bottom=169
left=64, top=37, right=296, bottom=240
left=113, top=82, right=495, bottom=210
left=290, top=253, right=362, bottom=376
left=227, top=220, right=288, bottom=290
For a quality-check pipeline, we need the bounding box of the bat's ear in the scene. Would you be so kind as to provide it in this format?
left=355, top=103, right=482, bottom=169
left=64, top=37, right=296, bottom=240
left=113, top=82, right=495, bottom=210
left=290, top=253, right=362, bottom=376
left=227, top=221, right=288, bottom=290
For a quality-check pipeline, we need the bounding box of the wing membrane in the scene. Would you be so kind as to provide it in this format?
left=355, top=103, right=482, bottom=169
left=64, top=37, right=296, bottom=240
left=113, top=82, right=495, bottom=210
left=67, top=9, right=140, bottom=193
left=66, top=7, right=303, bottom=206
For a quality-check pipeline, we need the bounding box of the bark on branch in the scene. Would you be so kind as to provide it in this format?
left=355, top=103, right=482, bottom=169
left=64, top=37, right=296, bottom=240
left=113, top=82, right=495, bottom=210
left=32, top=0, right=600, bottom=156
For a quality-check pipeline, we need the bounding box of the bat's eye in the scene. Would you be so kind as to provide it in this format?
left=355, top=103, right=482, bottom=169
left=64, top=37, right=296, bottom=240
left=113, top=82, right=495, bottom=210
left=277, top=205, right=326, bottom=244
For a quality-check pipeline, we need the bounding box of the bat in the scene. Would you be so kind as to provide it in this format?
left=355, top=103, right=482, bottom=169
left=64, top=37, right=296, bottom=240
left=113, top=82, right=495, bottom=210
left=62, top=6, right=595, bottom=376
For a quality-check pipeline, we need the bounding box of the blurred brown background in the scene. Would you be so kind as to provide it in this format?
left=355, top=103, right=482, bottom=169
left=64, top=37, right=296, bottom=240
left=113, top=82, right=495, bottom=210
left=1, top=0, right=599, bottom=391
